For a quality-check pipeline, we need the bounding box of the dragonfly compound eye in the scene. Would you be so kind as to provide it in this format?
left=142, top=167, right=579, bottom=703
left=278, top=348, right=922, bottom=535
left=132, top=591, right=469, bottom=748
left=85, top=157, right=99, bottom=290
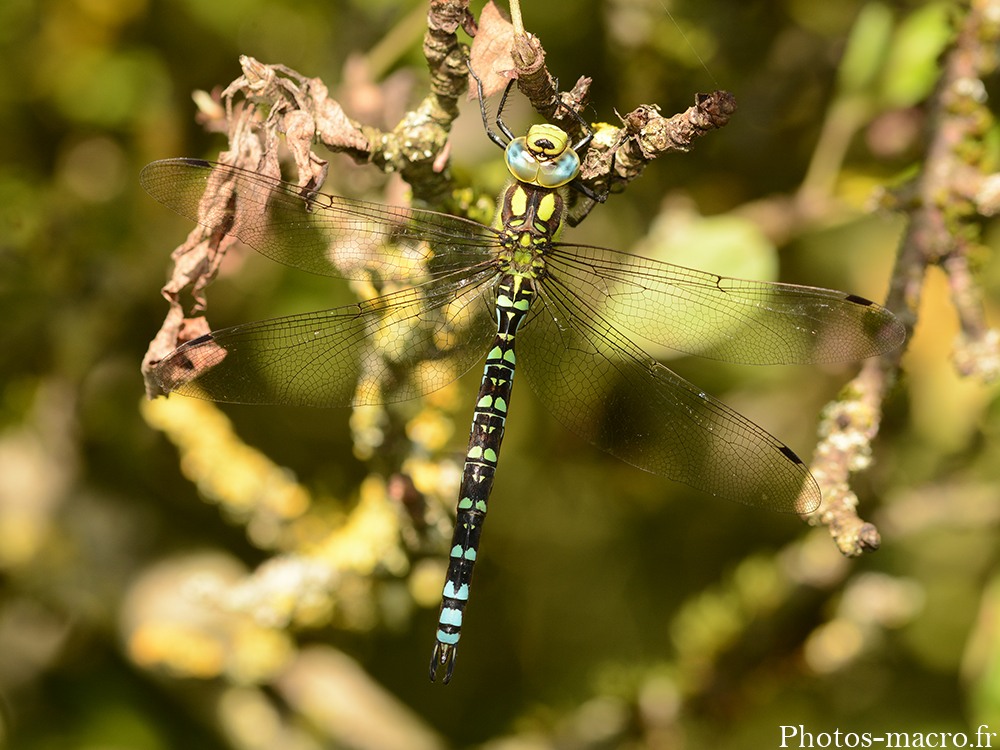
left=505, top=131, right=580, bottom=189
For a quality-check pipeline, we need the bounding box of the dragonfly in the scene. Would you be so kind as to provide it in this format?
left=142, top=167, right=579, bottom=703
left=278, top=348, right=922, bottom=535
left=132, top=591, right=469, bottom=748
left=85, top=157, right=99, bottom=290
left=140, top=74, right=905, bottom=684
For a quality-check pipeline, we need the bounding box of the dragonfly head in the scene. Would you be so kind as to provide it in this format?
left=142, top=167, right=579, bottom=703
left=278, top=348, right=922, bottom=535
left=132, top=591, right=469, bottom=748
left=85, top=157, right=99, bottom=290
left=505, top=123, right=581, bottom=189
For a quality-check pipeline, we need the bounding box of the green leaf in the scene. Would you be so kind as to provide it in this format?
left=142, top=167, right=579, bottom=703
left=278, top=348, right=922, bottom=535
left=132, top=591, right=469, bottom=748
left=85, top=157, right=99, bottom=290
left=838, top=2, right=895, bottom=96
left=880, top=2, right=954, bottom=107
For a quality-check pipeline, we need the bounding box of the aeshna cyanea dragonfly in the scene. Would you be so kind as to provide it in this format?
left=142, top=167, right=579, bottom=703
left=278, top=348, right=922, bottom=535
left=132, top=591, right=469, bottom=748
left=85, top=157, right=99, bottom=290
left=140, top=75, right=905, bottom=684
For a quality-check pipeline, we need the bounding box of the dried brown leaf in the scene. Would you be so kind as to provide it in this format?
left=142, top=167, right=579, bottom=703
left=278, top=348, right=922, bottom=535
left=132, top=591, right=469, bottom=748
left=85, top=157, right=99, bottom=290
left=468, top=1, right=515, bottom=98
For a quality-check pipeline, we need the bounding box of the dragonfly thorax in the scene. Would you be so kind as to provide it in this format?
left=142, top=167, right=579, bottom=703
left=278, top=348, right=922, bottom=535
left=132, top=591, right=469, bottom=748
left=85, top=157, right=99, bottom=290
left=505, top=124, right=581, bottom=189
left=497, top=180, right=567, bottom=267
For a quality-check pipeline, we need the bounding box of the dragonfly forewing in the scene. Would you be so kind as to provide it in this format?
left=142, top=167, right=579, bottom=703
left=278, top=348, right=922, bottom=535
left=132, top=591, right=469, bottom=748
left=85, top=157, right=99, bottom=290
left=140, top=159, right=500, bottom=283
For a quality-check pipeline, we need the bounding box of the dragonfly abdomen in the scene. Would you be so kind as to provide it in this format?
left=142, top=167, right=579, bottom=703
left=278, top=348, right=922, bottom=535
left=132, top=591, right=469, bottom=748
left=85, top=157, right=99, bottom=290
left=430, top=274, right=534, bottom=683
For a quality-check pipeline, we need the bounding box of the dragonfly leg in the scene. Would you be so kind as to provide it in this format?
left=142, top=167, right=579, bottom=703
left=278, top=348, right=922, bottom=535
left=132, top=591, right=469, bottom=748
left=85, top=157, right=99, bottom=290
left=469, top=65, right=514, bottom=150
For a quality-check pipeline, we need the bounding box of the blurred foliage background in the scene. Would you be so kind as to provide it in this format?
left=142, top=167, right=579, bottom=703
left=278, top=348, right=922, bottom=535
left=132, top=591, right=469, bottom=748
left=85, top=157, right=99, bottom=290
left=1, top=0, right=999, bottom=748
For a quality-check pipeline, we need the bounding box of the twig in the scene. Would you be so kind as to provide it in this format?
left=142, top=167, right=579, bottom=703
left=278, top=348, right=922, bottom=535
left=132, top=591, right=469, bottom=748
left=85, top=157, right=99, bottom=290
left=804, top=0, right=1000, bottom=555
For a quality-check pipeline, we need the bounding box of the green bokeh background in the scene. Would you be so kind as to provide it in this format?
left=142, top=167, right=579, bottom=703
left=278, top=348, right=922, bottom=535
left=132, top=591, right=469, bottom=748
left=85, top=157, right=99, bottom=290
left=1, top=0, right=999, bottom=748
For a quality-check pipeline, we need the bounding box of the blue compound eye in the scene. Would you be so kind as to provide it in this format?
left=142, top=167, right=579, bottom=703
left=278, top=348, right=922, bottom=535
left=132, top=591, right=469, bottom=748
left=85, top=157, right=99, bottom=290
left=505, top=138, right=540, bottom=184
left=533, top=148, right=579, bottom=188
left=505, top=126, right=581, bottom=188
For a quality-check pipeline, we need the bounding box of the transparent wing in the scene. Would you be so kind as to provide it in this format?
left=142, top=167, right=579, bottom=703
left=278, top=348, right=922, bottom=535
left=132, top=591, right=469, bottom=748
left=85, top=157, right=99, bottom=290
left=519, top=275, right=821, bottom=513
left=155, top=267, right=499, bottom=407
left=544, top=242, right=905, bottom=365
left=140, top=158, right=500, bottom=282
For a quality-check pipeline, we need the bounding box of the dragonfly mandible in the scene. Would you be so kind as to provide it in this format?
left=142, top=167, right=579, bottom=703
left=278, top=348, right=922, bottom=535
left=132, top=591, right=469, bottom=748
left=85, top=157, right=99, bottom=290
left=140, top=73, right=905, bottom=685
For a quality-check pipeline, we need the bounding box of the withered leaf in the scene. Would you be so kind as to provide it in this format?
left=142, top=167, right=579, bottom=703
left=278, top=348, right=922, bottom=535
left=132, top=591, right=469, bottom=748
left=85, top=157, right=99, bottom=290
left=468, top=1, right=515, bottom=99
